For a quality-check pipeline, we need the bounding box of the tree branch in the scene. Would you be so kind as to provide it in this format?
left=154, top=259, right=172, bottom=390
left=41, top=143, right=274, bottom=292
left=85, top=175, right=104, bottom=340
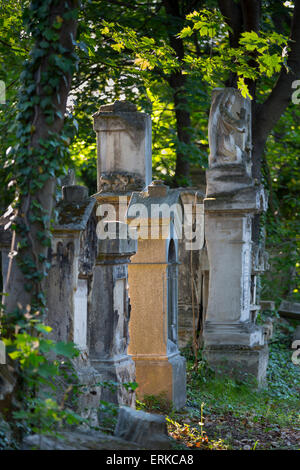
left=253, top=0, right=300, bottom=177
left=218, top=0, right=243, bottom=49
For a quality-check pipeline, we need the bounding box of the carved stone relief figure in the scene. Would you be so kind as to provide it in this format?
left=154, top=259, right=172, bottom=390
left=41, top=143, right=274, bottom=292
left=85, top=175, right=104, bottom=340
left=208, top=88, right=251, bottom=169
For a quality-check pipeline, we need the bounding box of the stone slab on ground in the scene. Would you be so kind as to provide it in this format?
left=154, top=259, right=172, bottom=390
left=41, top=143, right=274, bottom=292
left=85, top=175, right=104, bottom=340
left=114, top=406, right=173, bottom=450
left=22, top=430, right=143, bottom=450
left=293, top=325, right=300, bottom=341
left=278, top=301, right=300, bottom=321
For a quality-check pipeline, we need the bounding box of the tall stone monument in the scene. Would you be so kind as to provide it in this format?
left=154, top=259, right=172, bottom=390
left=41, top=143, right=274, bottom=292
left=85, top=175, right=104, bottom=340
left=203, top=88, right=269, bottom=384
left=126, top=181, right=186, bottom=409
left=89, top=221, right=137, bottom=407
left=45, top=184, right=102, bottom=423
left=91, top=100, right=153, bottom=406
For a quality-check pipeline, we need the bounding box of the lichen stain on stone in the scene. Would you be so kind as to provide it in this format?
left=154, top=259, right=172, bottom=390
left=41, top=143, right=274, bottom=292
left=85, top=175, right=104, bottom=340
left=56, top=201, right=90, bottom=226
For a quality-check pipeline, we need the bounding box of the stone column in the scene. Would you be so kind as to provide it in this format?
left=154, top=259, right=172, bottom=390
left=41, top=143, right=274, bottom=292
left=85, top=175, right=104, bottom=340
left=126, top=182, right=186, bottom=409
left=45, top=184, right=101, bottom=423
left=89, top=221, right=137, bottom=407
left=203, top=88, right=269, bottom=384
left=90, top=100, right=152, bottom=407
left=46, top=185, right=95, bottom=345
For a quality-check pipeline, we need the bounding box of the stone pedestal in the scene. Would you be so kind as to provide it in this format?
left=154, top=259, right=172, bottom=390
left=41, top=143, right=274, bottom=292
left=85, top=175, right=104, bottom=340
left=89, top=222, right=137, bottom=407
left=203, top=186, right=269, bottom=384
left=126, top=182, right=186, bottom=409
left=203, top=88, right=269, bottom=384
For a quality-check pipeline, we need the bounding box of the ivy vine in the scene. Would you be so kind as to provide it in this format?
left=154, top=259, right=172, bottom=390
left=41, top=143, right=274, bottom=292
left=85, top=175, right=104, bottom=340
left=1, top=0, right=82, bottom=440
left=9, top=0, right=79, bottom=312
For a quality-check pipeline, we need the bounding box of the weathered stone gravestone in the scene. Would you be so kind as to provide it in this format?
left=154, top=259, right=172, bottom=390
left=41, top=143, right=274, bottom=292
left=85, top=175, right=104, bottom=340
left=46, top=184, right=138, bottom=412
left=46, top=185, right=96, bottom=345
left=176, top=189, right=208, bottom=348
left=93, top=100, right=152, bottom=221
left=114, top=406, right=172, bottom=449
left=91, top=100, right=153, bottom=407
left=203, top=88, right=269, bottom=384
left=93, top=100, right=152, bottom=191
left=126, top=181, right=186, bottom=409
left=89, top=221, right=137, bottom=407
left=45, top=184, right=101, bottom=422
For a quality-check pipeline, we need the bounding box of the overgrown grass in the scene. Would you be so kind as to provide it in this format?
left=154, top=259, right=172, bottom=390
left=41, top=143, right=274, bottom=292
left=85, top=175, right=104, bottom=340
left=137, top=319, right=299, bottom=449
left=183, top=321, right=300, bottom=429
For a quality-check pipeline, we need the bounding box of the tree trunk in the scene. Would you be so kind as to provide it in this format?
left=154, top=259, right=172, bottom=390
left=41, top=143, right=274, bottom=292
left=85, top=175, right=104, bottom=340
left=169, top=71, right=191, bottom=182
left=163, top=0, right=203, bottom=185
left=4, top=0, right=78, bottom=314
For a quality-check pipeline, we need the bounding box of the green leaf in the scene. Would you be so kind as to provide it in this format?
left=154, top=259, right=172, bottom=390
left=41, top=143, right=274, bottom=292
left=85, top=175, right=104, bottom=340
left=35, top=323, right=52, bottom=334
left=54, top=341, right=79, bottom=358
left=179, top=26, right=192, bottom=38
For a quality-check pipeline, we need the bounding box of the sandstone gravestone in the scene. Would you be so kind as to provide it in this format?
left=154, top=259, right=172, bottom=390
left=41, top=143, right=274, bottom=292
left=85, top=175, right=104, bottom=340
left=126, top=181, right=186, bottom=409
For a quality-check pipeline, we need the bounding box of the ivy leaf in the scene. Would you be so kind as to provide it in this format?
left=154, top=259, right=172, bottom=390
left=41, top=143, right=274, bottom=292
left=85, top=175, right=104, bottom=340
left=35, top=323, right=52, bottom=334
left=54, top=341, right=79, bottom=358
left=237, top=77, right=252, bottom=100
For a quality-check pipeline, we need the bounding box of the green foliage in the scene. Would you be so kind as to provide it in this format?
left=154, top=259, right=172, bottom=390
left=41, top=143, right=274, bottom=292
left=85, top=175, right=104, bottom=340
left=91, top=380, right=138, bottom=433
left=182, top=11, right=288, bottom=98
left=12, top=397, right=84, bottom=437
left=103, top=7, right=287, bottom=99
left=1, top=0, right=79, bottom=313
left=184, top=323, right=300, bottom=429
left=261, top=106, right=300, bottom=303
left=68, top=0, right=212, bottom=188
left=0, top=0, right=31, bottom=212
left=101, top=20, right=178, bottom=73
left=0, top=301, right=86, bottom=440
left=136, top=392, right=174, bottom=415
left=0, top=1, right=83, bottom=442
